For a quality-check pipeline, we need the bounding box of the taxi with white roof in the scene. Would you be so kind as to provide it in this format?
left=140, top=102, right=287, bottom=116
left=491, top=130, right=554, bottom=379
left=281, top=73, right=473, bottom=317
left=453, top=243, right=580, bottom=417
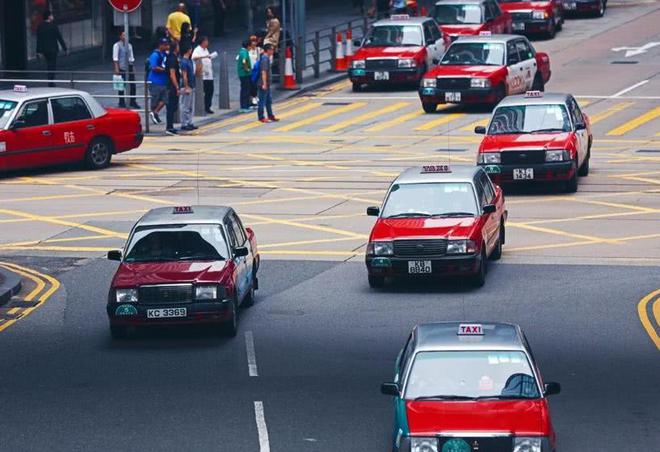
left=381, top=322, right=561, bottom=452
left=106, top=206, right=260, bottom=339
left=348, top=15, right=449, bottom=91
left=365, top=165, right=506, bottom=288
left=475, top=91, right=592, bottom=192
left=0, top=86, right=142, bottom=174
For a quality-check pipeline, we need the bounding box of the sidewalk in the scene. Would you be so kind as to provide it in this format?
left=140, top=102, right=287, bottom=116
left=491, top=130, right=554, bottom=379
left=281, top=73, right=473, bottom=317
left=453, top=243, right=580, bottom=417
left=0, top=266, right=22, bottom=306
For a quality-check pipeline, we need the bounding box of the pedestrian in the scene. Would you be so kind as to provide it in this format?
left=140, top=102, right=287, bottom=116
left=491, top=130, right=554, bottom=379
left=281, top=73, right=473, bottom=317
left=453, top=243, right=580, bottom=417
left=248, top=36, right=262, bottom=109
left=373, top=0, right=391, bottom=18
left=391, top=0, right=407, bottom=14
left=256, top=44, right=279, bottom=124
left=112, top=30, right=141, bottom=109
left=192, top=36, right=216, bottom=114
left=263, top=6, right=281, bottom=50
left=165, top=42, right=182, bottom=135
left=212, top=0, right=227, bottom=36
left=188, top=0, right=201, bottom=30
left=36, top=10, right=67, bottom=87
left=179, top=46, right=197, bottom=131
left=179, top=22, right=196, bottom=55
left=147, top=38, right=169, bottom=125
left=166, top=3, right=191, bottom=43
left=237, top=40, right=252, bottom=113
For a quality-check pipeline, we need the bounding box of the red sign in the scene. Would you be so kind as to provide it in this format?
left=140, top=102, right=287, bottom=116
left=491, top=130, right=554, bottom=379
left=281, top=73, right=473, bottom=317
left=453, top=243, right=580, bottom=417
left=108, top=0, right=142, bottom=13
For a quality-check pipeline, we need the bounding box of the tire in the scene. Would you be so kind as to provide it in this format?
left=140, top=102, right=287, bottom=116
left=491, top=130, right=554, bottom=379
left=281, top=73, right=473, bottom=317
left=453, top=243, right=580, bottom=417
left=368, top=274, right=385, bottom=289
left=470, top=249, right=487, bottom=287
left=565, top=159, right=579, bottom=193
left=110, top=325, right=128, bottom=340
left=545, top=21, right=556, bottom=39
left=222, top=299, right=239, bottom=337
left=556, top=11, right=564, bottom=30
left=578, top=150, right=590, bottom=177
left=422, top=102, right=437, bottom=114
left=243, top=277, right=256, bottom=308
left=85, top=137, right=113, bottom=170
left=352, top=82, right=362, bottom=92
left=490, top=222, right=504, bottom=261
left=595, top=0, right=605, bottom=17
left=532, top=74, right=545, bottom=92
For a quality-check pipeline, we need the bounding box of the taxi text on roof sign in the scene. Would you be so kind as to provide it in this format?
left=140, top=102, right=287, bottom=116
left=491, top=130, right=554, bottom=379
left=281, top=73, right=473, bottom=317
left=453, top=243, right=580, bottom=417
left=525, top=90, right=544, bottom=98
left=390, top=14, right=410, bottom=20
left=13, top=85, right=28, bottom=93
left=422, top=165, right=451, bottom=174
left=479, top=31, right=492, bottom=36
left=458, top=324, right=484, bottom=335
left=173, top=206, right=194, bottom=214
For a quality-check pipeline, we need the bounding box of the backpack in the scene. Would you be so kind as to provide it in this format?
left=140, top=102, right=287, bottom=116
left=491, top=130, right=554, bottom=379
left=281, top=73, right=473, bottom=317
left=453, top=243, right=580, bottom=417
left=250, top=56, right=262, bottom=84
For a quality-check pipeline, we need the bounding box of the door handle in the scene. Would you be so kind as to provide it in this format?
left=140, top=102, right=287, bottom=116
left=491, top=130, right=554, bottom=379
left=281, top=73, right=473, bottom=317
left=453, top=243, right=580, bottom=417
left=42, top=130, right=51, bottom=136
left=86, top=124, right=95, bottom=130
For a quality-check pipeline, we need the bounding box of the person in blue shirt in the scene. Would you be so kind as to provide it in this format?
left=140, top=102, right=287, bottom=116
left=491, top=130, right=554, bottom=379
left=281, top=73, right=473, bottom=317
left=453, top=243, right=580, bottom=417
left=147, top=38, right=169, bottom=125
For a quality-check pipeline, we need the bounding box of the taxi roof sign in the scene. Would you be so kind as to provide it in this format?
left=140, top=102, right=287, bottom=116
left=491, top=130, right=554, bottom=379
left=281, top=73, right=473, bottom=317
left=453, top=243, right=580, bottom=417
left=422, top=165, right=451, bottom=174
left=525, top=90, right=543, bottom=98
left=390, top=14, right=410, bottom=20
left=173, top=206, right=194, bottom=214
left=479, top=31, right=492, bottom=36
left=458, top=324, right=484, bottom=335
left=13, top=85, right=27, bottom=93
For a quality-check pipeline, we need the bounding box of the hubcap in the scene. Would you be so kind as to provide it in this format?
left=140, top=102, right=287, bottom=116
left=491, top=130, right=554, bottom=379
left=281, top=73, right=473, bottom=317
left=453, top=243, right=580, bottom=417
left=91, top=142, right=108, bottom=166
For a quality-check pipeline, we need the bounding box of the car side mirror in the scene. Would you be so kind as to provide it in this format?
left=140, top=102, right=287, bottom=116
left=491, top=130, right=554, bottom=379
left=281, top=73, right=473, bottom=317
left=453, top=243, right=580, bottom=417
left=432, top=58, right=439, bottom=65
left=107, top=250, right=122, bottom=261
left=474, top=125, right=486, bottom=134
left=544, top=382, right=561, bottom=396
left=367, top=206, right=380, bottom=217
left=353, top=39, right=361, bottom=48
left=381, top=382, right=400, bottom=397
left=245, top=227, right=254, bottom=236
left=575, top=123, right=586, bottom=131
left=234, top=246, right=249, bottom=258
left=483, top=204, right=496, bottom=214
left=10, top=119, right=26, bottom=130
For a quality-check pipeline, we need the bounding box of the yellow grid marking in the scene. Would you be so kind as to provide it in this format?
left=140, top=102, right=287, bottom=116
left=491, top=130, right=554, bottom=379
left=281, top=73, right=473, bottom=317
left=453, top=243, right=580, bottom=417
left=588, top=102, right=634, bottom=124
left=229, top=103, right=323, bottom=133
left=0, top=208, right=126, bottom=239
left=415, top=113, right=466, bottom=131
left=460, top=118, right=489, bottom=132
left=321, top=102, right=411, bottom=132
left=364, top=110, right=424, bottom=132
left=607, top=106, right=660, bottom=136
left=275, top=102, right=367, bottom=132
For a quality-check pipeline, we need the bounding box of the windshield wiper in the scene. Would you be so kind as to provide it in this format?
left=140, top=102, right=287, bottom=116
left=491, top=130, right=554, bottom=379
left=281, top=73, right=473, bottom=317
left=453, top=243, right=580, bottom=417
left=125, top=257, right=176, bottom=263
left=530, top=128, right=566, bottom=133
left=432, top=212, right=475, bottom=217
left=177, top=255, right=224, bottom=261
left=414, top=395, right=476, bottom=401
left=474, top=395, right=538, bottom=400
left=387, top=212, right=432, bottom=218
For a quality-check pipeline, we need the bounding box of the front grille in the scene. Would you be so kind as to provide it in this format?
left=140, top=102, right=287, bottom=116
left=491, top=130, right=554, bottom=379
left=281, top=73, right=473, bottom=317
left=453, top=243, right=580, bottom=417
left=139, top=284, right=193, bottom=304
left=438, top=436, right=513, bottom=452
left=510, top=11, right=532, bottom=20
left=436, top=77, right=471, bottom=90
left=365, top=59, right=398, bottom=70
left=501, top=150, right=545, bottom=165
left=394, top=239, right=447, bottom=257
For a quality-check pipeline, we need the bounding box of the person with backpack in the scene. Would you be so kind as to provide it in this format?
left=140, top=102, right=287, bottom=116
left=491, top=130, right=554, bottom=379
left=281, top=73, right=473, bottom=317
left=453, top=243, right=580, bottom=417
left=165, top=41, right=182, bottom=135
left=237, top=40, right=252, bottom=113
left=254, top=44, right=279, bottom=123
left=147, top=38, right=169, bottom=124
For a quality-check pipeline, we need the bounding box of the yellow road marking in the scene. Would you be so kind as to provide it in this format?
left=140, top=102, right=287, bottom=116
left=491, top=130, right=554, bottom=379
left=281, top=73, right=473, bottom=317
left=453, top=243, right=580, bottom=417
left=7, top=307, right=21, bottom=315
left=229, top=103, right=322, bottom=133
left=321, top=102, right=410, bottom=132
left=275, top=102, right=367, bottom=132
left=242, top=213, right=367, bottom=239
left=259, top=237, right=364, bottom=249
left=2, top=234, right=114, bottom=248
left=414, top=113, right=466, bottom=131
left=0, top=245, right=113, bottom=252
left=0, top=264, right=45, bottom=301
left=637, top=289, right=660, bottom=350
left=460, top=118, right=488, bottom=132
left=0, top=193, right=100, bottom=204
left=588, top=102, right=634, bottom=125
left=364, top=110, right=424, bottom=132
left=0, top=208, right=127, bottom=239
left=507, top=222, right=622, bottom=244
left=259, top=250, right=358, bottom=256
left=607, top=106, right=660, bottom=136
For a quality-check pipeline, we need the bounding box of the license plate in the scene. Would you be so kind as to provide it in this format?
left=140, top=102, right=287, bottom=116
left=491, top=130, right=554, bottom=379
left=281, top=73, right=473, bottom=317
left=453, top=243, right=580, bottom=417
left=374, top=71, right=389, bottom=81
left=512, top=22, right=525, bottom=31
left=408, top=260, right=432, bottom=274
left=147, top=307, right=187, bottom=319
left=564, top=2, right=576, bottom=9
left=513, top=168, right=534, bottom=180
left=445, top=92, right=461, bottom=102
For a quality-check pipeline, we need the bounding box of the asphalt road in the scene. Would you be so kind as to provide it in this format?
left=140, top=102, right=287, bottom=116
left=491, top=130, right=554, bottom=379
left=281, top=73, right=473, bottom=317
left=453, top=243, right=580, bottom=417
left=0, top=257, right=658, bottom=451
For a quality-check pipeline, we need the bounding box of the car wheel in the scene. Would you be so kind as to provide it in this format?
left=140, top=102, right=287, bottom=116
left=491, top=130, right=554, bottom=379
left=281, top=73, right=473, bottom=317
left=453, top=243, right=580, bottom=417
left=110, top=325, right=128, bottom=340
left=578, top=152, right=590, bottom=176
left=470, top=249, right=487, bottom=287
left=222, top=299, right=239, bottom=337
left=368, top=274, right=385, bottom=289
left=85, top=137, right=113, bottom=170
left=352, top=82, right=362, bottom=92
left=565, top=159, right=579, bottom=193
left=490, top=223, right=504, bottom=261
left=556, top=12, right=563, bottom=30
left=596, top=0, right=605, bottom=17
left=422, top=102, right=437, bottom=114
left=243, top=277, right=256, bottom=308
left=546, top=20, right=556, bottom=39
left=532, top=74, right=545, bottom=92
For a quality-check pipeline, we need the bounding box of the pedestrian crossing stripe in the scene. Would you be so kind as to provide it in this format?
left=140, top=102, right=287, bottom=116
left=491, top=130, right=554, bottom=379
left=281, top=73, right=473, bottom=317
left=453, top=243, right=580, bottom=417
left=275, top=102, right=367, bottom=132
left=460, top=118, right=489, bottom=132
left=320, top=102, right=411, bottom=133
left=607, top=107, right=660, bottom=136
left=589, top=102, right=634, bottom=125
left=415, top=113, right=467, bottom=131
left=230, top=103, right=323, bottom=133
left=364, top=110, right=424, bottom=132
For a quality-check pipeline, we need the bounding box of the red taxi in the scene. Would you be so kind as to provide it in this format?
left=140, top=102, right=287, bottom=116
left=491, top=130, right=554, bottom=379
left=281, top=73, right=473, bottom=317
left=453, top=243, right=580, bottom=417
left=382, top=322, right=561, bottom=452
left=366, top=165, right=506, bottom=288
left=431, top=0, right=513, bottom=41
left=497, top=0, right=564, bottom=39
left=348, top=15, right=448, bottom=92
left=0, top=86, right=142, bottom=174
left=419, top=34, right=550, bottom=111
left=476, top=91, right=592, bottom=192
left=106, top=206, right=260, bottom=339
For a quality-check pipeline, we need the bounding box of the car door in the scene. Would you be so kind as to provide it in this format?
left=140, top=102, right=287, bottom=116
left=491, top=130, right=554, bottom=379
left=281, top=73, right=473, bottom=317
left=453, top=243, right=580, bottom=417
left=505, top=41, right=525, bottom=95
left=568, top=97, right=588, bottom=166
left=2, top=99, right=53, bottom=171
left=478, top=172, right=500, bottom=252
left=422, top=22, right=441, bottom=68
left=231, top=212, right=254, bottom=292
left=49, top=96, right=95, bottom=165
left=225, top=214, right=249, bottom=303
left=515, top=39, right=537, bottom=90
left=486, top=1, right=506, bottom=33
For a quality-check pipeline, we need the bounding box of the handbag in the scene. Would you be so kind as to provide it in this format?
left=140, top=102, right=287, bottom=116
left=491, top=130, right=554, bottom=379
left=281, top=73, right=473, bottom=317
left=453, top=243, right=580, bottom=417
left=112, top=74, right=125, bottom=91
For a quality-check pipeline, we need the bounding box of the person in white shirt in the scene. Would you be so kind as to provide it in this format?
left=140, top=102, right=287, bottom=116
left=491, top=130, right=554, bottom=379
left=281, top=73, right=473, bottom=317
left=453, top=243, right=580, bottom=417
left=247, top=35, right=262, bottom=109
left=191, top=36, right=216, bottom=114
left=112, top=30, right=140, bottom=109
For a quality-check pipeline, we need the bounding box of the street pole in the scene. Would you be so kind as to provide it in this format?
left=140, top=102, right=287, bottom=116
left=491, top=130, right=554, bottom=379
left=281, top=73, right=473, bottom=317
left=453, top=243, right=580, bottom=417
left=123, top=8, right=130, bottom=108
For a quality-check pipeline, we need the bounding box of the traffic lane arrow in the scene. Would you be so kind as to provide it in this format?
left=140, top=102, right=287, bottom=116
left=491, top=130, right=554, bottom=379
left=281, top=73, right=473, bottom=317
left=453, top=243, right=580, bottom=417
left=611, top=41, right=660, bottom=58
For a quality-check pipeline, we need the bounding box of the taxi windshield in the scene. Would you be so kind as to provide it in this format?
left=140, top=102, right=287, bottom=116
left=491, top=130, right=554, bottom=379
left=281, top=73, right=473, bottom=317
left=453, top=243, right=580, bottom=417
left=364, top=25, right=423, bottom=47
left=124, top=224, right=229, bottom=263
left=0, top=100, right=18, bottom=129
left=441, top=42, right=504, bottom=65
left=433, top=4, right=483, bottom=25
left=382, top=182, right=478, bottom=218
left=405, top=351, right=541, bottom=400
left=488, top=104, right=571, bottom=135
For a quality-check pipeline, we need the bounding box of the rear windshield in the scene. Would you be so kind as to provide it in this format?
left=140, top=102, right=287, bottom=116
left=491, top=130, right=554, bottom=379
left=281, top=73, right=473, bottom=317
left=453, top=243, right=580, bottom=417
left=364, top=25, right=423, bottom=47
left=433, top=4, right=483, bottom=25
left=0, top=100, right=18, bottom=129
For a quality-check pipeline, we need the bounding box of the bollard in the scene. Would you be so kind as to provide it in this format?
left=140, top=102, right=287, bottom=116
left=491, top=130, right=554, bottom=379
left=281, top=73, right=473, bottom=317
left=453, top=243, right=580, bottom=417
left=330, top=26, right=337, bottom=70
left=194, top=72, right=205, bottom=116
left=218, top=51, right=230, bottom=110
left=143, top=79, right=150, bottom=133
left=314, top=31, right=320, bottom=79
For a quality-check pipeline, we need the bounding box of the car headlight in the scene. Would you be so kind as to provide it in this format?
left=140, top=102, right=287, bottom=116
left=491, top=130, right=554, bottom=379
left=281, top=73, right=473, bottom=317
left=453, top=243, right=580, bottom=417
left=470, top=78, right=491, bottom=88
left=532, top=10, right=548, bottom=19
left=446, top=239, right=477, bottom=254
left=478, top=152, right=501, bottom=164
left=545, top=149, right=569, bottom=162
left=195, top=284, right=220, bottom=300
left=398, top=58, right=417, bottom=68
left=422, top=78, right=437, bottom=88
left=352, top=59, right=365, bottom=69
left=411, top=437, right=438, bottom=452
left=513, top=437, right=543, bottom=452
left=115, top=288, right=138, bottom=303
left=367, top=241, right=394, bottom=256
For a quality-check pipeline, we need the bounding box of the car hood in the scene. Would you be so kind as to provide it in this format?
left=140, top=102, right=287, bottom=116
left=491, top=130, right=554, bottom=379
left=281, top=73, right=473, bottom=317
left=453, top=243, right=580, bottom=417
left=499, top=2, right=552, bottom=12
left=112, top=261, right=231, bottom=287
left=406, top=399, right=548, bottom=436
left=354, top=46, right=425, bottom=60
left=429, top=64, right=504, bottom=78
left=480, top=132, right=573, bottom=151
left=440, top=24, right=485, bottom=35
left=370, top=217, right=478, bottom=241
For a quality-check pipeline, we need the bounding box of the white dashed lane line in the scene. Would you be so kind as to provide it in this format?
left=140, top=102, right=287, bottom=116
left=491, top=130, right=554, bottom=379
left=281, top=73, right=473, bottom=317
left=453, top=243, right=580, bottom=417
left=245, top=331, right=259, bottom=377
left=254, top=401, right=271, bottom=452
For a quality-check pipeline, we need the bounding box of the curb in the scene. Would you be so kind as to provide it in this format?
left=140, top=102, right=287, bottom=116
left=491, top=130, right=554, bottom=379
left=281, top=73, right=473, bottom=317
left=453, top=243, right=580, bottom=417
left=0, top=266, right=22, bottom=307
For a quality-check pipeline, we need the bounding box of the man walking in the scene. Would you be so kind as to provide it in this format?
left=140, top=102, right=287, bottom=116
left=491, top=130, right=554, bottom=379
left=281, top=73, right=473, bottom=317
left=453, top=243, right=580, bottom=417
left=147, top=39, right=169, bottom=125
left=179, top=46, right=197, bottom=131
left=36, top=10, right=67, bottom=87
left=166, top=3, right=191, bottom=43
left=192, top=36, right=216, bottom=114
left=257, top=44, right=279, bottom=124
left=237, top=40, right=252, bottom=113
left=113, top=30, right=140, bottom=109
left=165, top=42, right=182, bottom=135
